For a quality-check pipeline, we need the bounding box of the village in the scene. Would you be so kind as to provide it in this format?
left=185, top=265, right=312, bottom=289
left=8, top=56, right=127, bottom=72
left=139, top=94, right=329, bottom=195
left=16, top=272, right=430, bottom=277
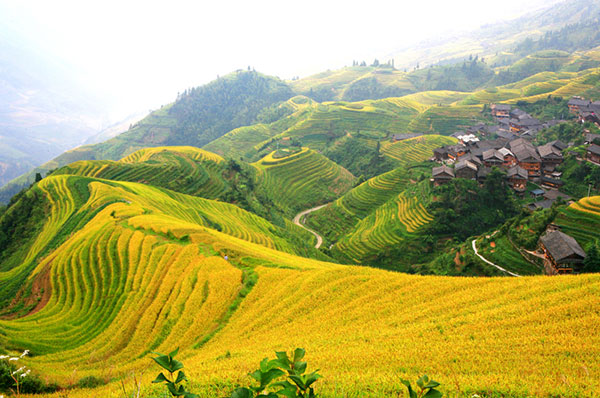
left=426, top=97, right=600, bottom=275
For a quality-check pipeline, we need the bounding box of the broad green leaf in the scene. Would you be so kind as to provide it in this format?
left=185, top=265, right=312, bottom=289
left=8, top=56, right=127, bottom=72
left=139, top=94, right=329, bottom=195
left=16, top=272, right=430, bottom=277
left=423, top=388, right=443, bottom=398
left=400, top=379, right=417, bottom=398
left=261, top=368, right=285, bottom=387
left=424, top=381, right=441, bottom=389
left=167, top=383, right=180, bottom=395
left=289, top=374, right=306, bottom=390
left=152, top=355, right=172, bottom=371
left=294, top=361, right=307, bottom=374
left=184, top=393, right=199, bottom=398
left=293, top=348, right=305, bottom=362
left=276, top=351, right=291, bottom=370
left=171, top=359, right=184, bottom=372
left=176, top=370, right=187, bottom=384
left=304, top=371, right=321, bottom=388
left=169, top=347, right=180, bottom=358
left=249, top=369, right=263, bottom=382
left=152, top=372, right=169, bottom=384
left=230, top=388, right=252, bottom=398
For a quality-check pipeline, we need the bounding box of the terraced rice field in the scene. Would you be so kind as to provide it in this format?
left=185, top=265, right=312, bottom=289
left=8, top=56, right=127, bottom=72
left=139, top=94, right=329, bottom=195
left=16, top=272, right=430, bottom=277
left=253, top=148, right=355, bottom=214
left=405, top=105, right=485, bottom=134
left=555, top=196, right=600, bottom=247
left=56, top=146, right=228, bottom=199
left=333, top=191, right=433, bottom=262
left=381, top=135, right=456, bottom=164
left=1, top=179, right=600, bottom=397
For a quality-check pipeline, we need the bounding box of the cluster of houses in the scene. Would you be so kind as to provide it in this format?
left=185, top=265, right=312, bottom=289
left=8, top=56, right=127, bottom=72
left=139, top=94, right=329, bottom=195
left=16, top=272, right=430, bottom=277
left=431, top=137, right=566, bottom=192
left=567, top=96, right=600, bottom=125
left=433, top=98, right=600, bottom=275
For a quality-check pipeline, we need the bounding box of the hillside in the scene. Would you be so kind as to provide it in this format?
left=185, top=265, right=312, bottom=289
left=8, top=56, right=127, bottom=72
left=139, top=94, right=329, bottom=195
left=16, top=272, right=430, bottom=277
left=0, top=70, right=294, bottom=203
left=252, top=148, right=355, bottom=216
left=0, top=178, right=599, bottom=397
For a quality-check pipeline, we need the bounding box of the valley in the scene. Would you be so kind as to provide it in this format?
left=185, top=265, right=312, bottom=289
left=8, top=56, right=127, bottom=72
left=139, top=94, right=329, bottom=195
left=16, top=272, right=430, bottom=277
left=2, top=2, right=600, bottom=396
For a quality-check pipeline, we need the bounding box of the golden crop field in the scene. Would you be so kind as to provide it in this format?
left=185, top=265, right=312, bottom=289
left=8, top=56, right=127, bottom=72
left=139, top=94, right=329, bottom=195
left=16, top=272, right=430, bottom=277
left=1, top=177, right=599, bottom=398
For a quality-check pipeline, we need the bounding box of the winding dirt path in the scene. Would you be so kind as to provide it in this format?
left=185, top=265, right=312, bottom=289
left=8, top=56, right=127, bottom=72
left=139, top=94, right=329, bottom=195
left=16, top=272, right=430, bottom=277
left=293, top=204, right=328, bottom=249
left=471, top=239, right=521, bottom=277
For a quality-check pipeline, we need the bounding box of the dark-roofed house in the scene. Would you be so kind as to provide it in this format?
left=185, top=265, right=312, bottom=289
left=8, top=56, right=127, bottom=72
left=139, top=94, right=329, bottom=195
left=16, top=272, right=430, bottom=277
left=491, top=104, right=511, bottom=118
left=477, top=166, right=492, bottom=183
left=541, top=176, right=564, bottom=189
left=538, top=143, right=563, bottom=167
left=432, top=165, right=454, bottom=186
left=433, top=147, right=449, bottom=161
left=543, top=190, right=571, bottom=202
left=498, top=147, right=516, bottom=167
left=527, top=200, right=554, bottom=211
left=511, top=140, right=541, bottom=178
left=507, top=166, right=528, bottom=192
left=455, top=160, right=478, bottom=180
left=482, top=149, right=504, bottom=167
left=568, top=97, right=590, bottom=114
left=462, top=152, right=483, bottom=167
left=549, top=140, right=568, bottom=151
left=587, top=144, right=600, bottom=164
left=510, top=117, right=542, bottom=134
left=539, top=231, right=586, bottom=274
left=584, top=133, right=600, bottom=145
left=510, top=108, right=530, bottom=119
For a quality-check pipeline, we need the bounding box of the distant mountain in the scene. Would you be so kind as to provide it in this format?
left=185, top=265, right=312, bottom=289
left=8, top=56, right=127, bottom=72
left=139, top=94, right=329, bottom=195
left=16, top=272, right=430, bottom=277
left=0, top=70, right=294, bottom=203
left=0, top=24, right=110, bottom=187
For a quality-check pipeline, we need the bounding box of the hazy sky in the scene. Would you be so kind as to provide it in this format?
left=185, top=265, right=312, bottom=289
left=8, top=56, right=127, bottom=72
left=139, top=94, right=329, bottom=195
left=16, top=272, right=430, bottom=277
left=0, top=0, right=561, bottom=121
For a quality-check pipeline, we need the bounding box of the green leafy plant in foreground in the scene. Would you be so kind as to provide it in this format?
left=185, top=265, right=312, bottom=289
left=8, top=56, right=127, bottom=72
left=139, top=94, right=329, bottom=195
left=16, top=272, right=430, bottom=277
left=400, top=375, right=443, bottom=398
left=151, top=348, right=197, bottom=397
left=230, top=348, right=321, bottom=398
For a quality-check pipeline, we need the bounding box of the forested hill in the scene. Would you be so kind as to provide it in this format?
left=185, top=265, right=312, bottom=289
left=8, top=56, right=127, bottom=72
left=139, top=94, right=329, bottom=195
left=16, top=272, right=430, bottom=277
left=166, top=70, right=294, bottom=147
left=0, top=71, right=294, bottom=203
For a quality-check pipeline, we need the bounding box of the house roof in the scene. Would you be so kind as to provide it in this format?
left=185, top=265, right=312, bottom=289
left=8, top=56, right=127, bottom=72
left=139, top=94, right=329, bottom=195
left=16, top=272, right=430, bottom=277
left=482, top=149, right=503, bottom=161
left=492, top=104, right=511, bottom=111
left=477, top=166, right=492, bottom=178
left=585, top=133, right=600, bottom=143
left=568, top=97, right=590, bottom=106
left=530, top=189, right=545, bottom=196
left=498, top=147, right=514, bottom=157
left=432, top=165, right=454, bottom=178
left=510, top=108, right=529, bottom=118
left=527, top=200, right=554, bottom=210
left=543, top=190, right=571, bottom=201
left=540, top=231, right=586, bottom=263
left=587, top=144, right=600, bottom=156
left=549, top=140, right=568, bottom=151
left=462, top=153, right=482, bottom=165
left=538, top=143, right=562, bottom=159
left=507, top=165, right=528, bottom=179
left=541, top=176, right=564, bottom=186
left=496, top=130, right=517, bottom=140
left=513, top=117, right=541, bottom=127
left=455, top=160, right=478, bottom=172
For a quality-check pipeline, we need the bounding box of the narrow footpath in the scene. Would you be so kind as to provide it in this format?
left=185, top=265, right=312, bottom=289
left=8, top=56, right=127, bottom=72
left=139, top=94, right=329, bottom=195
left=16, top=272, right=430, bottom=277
left=293, top=204, right=328, bottom=249
left=471, top=239, right=521, bottom=277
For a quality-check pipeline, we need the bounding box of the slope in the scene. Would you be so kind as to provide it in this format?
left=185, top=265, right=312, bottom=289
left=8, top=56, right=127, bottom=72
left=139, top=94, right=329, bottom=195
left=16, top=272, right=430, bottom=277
left=0, top=178, right=597, bottom=397
left=0, top=70, right=294, bottom=204
left=252, top=148, right=355, bottom=216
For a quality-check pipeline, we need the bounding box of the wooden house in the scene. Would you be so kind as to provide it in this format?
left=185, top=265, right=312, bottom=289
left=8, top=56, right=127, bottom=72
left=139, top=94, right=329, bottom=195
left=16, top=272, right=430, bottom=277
left=455, top=160, right=478, bottom=180
left=509, top=117, right=542, bottom=134
left=482, top=149, right=504, bottom=167
left=539, top=231, right=586, bottom=274
left=432, top=165, right=454, bottom=186
left=584, top=133, right=600, bottom=145
left=498, top=147, right=516, bottom=167
left=477, top=166, right=492, bottom=183
left=538, top=143, right=563, bottom=167
left=587, top=144, right=600, bottom=164
left=512, top=145, right=541, bottom=178
left=491, top=104, right=510, bottom=118
left=506, top=166, right=528, bottom=192
left=541, top=176, right=564, bottom=189
left=568, top=97, right=590, bottom=114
